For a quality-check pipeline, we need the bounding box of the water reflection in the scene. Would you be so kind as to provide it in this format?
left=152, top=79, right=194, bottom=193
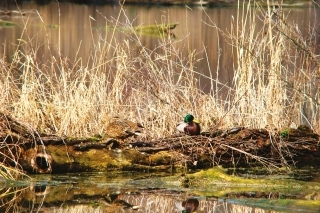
left=0, top=184, right=276, bottom=213
left=0, top=172, right=319, bottom=213
left=175, top=198, right=199, bottom=213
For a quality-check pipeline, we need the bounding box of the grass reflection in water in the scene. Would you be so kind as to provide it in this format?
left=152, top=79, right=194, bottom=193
left=0, top=169, right=320, bottom=213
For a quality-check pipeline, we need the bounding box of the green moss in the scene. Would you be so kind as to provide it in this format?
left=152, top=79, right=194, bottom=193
left=176, top=167, right=320, bottom=201
left=0, top=19, right=16, bottom=27
left=149, top=151, right=173, bottom=166
left=186, top=168, right=308, bottom=190
left=133, top=23, right=178, bottom=34
left=189, top=167, right=258, bottom=183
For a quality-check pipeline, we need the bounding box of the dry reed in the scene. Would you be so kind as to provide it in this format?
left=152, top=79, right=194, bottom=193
left=203, top=1, right=320, bottom=132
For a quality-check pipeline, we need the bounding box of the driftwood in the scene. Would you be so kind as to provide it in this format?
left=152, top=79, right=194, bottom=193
left=0, top=112, right=319, bottom=174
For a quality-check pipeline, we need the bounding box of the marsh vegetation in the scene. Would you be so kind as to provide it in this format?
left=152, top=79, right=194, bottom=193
left=0, top=1, right=319, bottom=212
left=0, top=1, right=319, bottom=139
left=1, top=0, right=319, bottom=169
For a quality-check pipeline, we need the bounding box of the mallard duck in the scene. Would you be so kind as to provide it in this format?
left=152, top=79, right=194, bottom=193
left=176, top=114, right=201, bottom=135
left=106, top=117, right=143, bottom=143
left=175, top=198, right=199, bottom=213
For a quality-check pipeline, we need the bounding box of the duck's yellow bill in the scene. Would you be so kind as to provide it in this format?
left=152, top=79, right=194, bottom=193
left=193, top=118, right=200, bottom=124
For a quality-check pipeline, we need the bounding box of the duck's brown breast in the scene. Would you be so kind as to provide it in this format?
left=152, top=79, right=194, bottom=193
left=184, top=122, right=201, bottom=135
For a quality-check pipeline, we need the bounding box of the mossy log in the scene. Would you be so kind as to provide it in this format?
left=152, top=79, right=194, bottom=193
left=0, top=112, right=319, bottom=174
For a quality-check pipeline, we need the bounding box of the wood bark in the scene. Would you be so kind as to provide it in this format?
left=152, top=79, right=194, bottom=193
left=0, top=112, right=319, bottom=174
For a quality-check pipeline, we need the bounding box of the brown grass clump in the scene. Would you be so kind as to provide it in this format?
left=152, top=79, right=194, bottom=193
left=0, top=1, right=319, bottom=142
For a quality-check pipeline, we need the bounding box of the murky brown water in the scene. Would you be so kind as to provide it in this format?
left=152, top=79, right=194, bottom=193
left=1, top=1, right=319, bottom=94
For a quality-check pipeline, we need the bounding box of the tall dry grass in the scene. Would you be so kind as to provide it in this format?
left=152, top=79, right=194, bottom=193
left=0, top=5, right=222, bottom=139
left=0, top=1, right=319, bottom=141
left=204, top=1, right=320, bottom=133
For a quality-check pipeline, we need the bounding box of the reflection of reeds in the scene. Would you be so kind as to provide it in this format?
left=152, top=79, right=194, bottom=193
left=52, top=205, right=105, bottom=213
left=32, top=194, right=273, bottom=213
left=0, top=186, right=29, bottom=212
left=112, top=193, right=272, bottom=213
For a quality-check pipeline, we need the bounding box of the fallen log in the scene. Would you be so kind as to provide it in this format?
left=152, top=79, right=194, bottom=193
left=0, top=112, right=319, bottom=174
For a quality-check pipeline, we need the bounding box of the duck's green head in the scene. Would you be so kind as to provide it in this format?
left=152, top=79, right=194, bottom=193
left=184, top=114, right=200, bottom=124
left=184, top=114, right=195, bottom=123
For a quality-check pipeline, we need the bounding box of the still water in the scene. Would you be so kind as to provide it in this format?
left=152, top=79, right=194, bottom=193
left=1, top=1, right=319, bottom=93
left=1, top=171, right=320, bottom=213
left=1, top=1, right=320, bottom=212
